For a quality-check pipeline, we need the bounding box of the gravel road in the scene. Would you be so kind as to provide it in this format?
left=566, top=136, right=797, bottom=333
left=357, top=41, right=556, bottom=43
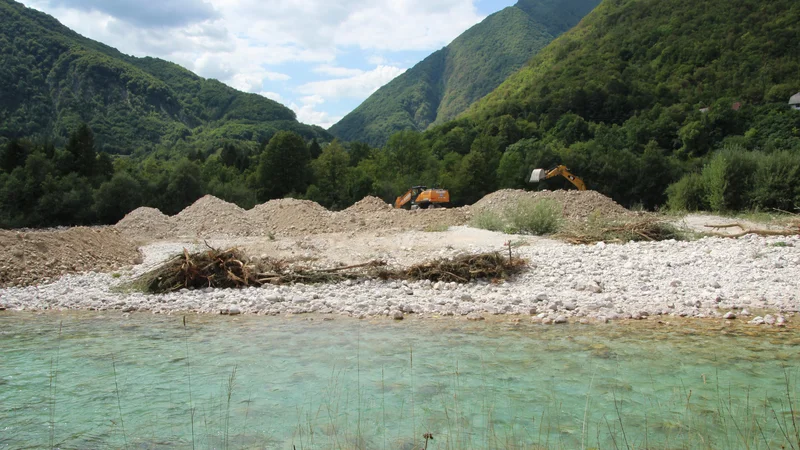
left=1, top=226, right=798, bottom=325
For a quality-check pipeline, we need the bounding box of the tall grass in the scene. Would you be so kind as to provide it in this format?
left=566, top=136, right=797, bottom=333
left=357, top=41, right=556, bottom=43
left=471, top=198, right=563, bottom=235
left=504, top=198, right=563, bottom=235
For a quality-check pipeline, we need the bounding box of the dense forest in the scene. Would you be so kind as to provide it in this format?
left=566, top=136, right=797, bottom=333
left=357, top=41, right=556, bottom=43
left=0, top=0, right=329, bottom=155
left=2, top=0, right=800, bottom=229
left=329, top=0, right=601, bottom=146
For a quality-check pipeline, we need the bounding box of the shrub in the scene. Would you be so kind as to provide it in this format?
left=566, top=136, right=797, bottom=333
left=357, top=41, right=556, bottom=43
left=504, top=198, right=563, bottom=235
left=469, top=210, right=505, bottom=232
left=666, top=172, right=706, bottom=211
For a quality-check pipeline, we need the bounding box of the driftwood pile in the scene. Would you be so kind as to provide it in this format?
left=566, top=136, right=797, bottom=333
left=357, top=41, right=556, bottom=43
left=556, top=217, right=681, bottom=245
left=133, top=247, right=527, bottom=294
left=396, top=252, right=527, bottom=283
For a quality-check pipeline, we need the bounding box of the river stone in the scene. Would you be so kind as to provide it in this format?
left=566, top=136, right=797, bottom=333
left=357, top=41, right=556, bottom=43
left=553, top=315, right=568, bottom=324
left=466, top=312, right=485, bottom=321
left=723, top=311, right=736, bottom=320
left=391, top=310, right=404, bottom=320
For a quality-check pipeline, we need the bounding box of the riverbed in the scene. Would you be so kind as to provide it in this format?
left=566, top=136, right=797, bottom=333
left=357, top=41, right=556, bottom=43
left=1, top=312, right=798, bottom=449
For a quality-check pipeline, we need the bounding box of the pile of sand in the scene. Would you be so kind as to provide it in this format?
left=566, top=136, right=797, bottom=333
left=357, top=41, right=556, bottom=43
left=472, top=189, right=631, bottom=221
left=0, top=227, right=141, bottom=287
left=115, top=207, right=174, bottom=242
left=111, top=190, right=631, bottom=241
left=171, top=195, right=256, bottom=237
left=342, top=196, right=392, bottom=213
left=247, top=198, right=333, bottom=235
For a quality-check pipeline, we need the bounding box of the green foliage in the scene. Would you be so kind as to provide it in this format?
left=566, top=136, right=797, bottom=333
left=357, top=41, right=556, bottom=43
left=257, top=131, right=311, bottom=201
left=668, top=148, right=800, bottom=213
left=666, top=173, right=705, bottom=211
left=0, top=0, right=330, bottom=154
left=504, top=198, right=563, bottom=235
left=329, top=0, right=600, bottom=146
left=307, top=141, right=351, bottom=209
left=469, top=210, right=506, bottom=232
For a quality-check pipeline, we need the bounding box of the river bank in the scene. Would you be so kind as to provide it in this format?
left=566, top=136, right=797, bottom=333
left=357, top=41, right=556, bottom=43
left=1, top=226, right=798, bottom=325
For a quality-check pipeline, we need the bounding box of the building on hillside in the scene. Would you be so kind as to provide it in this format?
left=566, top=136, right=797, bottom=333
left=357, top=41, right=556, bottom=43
left=790, top=93, right=800, bottom=111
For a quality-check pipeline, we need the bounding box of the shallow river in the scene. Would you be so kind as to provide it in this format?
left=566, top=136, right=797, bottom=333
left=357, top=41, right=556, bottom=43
left=1, top=312, right=799, bottom=449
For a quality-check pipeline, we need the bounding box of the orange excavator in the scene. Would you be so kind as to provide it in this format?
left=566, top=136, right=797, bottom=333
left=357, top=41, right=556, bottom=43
left=394, top=186, right=450, bottom=209
left=529, top=165, right=586, bottom=190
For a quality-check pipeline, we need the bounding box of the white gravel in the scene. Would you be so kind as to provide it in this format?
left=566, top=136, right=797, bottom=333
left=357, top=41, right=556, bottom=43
left=2, top=229, right=799, bottom=324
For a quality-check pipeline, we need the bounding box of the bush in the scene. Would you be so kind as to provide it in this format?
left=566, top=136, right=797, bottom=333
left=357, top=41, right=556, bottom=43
left=666, top=172, right=706, bottom=211
left=504, top=198, right=563, bottom=235
left=469, top=210, right=505, bottom=232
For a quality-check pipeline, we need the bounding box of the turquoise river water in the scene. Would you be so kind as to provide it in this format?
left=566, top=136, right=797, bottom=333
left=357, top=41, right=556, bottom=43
left=1, top=312, right=799, bottom=449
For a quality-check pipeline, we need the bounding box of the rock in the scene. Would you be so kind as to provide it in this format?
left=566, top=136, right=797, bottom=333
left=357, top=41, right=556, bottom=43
left=723, top=311, right=736, bottom=320
left=748, top=316, right=765, bottom=325
left=121, top=306, right=136, bottom=313
left=466, top=312, right=485, bottom=321
left=764, top=314, right=776, bottom=325
left=563, top=301, right=577, bottom=311
left=460, top=294, right=473, bottom=302
left=534, top=293, right=549, bottom=302
left=670, top=280, right=682, bottom=287
left=553, top=315, right=568, bottom=324
left=740, top=309, right=751, bottom=316
left=391, top=310, right=404, bottom=320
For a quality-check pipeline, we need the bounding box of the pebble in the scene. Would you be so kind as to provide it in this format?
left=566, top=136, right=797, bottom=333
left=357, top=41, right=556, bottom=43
left=1, top=235, right=798, bottom=325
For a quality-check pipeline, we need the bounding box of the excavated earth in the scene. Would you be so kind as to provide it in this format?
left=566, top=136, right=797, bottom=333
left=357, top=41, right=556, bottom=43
left=1, top=190, right=798, bottom=327
left=0, top=227, right=141, bottom=288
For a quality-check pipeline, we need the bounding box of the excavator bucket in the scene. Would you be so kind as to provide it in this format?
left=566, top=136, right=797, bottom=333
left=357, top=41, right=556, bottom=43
left=529, top=168, right=547, bottom=183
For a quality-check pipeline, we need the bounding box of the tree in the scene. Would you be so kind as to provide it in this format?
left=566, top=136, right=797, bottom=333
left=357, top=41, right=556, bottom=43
left=309, top=141, right=350, bottom=209
left=257, top=131, right=311, bottom=200
left=94, top=172, right=144, bottom=223
left=1, top=140, right=27, bottom=173
left=163, top=160, right=203, bottom=214
left=65, top=124, right=97, bottom=177
left=308, top=139, right=322, bottom=159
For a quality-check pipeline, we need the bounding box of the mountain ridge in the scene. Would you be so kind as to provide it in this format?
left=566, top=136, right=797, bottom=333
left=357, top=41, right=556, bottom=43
left=328, top=0, right=601, bottom=147
left=0, top=0, right=329, bottom=154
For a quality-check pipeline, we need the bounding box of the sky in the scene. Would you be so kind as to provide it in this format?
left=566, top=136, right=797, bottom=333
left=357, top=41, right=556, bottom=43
left=24, top=0, right=517, bottom=129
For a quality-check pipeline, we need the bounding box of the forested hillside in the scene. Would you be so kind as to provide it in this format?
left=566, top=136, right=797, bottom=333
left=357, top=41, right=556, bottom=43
left=328, top=0, right=601, bottom=146
left=0, top=0, right=329, bottom=154
left=419, top=0, right=800, bottom=212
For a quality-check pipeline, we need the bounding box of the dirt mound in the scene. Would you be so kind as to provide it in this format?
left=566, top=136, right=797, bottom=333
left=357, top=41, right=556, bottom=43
left=472, top=189, right=631, bottom=220
left=0, top=227, right=141, bottom=287
left=248, top=198, right=333, bottom=235
left=343, top=196, right=392, bottom=213
left=171, top=195, right=256, bottom=237
left=115, top=207, right=174, bottom=241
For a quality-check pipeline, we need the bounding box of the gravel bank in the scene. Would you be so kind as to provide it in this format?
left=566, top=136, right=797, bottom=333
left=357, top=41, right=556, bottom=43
left=1, top=228, right=798, bottom=325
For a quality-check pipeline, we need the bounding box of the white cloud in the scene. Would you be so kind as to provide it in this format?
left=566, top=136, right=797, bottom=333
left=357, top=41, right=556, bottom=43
left=23, top=0, right=488, bottom=127
left=313, top=64, right=364, bottom=78
left=259, top=91, right=283, bottom=103
left=298, top=65, right=406, bottom=99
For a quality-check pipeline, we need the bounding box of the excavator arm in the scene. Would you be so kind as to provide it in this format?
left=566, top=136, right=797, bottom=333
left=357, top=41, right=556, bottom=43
left=529, top=165, right=586, bottom=190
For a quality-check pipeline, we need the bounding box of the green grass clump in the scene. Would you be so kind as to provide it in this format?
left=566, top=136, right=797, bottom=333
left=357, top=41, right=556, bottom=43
left=504, top=198, right=563, bottom=235
left=469, top=210, right=506, bottom=232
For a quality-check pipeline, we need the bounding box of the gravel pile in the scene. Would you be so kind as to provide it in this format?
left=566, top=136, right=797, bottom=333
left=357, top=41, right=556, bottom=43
left=0, top=227, right=141, bottom=288
left=248, top=198, right=333, bottom=235
left=342, top=196, right=393, bottom=213
left=112, top=190, right=629, bottom=241
left=172, top=195, right=256, bottom=237
left=2, top=233, right=797, bottom=325
left=472, top=189, right=631, bottom=221
left=115, top=207, right=174, bottom=241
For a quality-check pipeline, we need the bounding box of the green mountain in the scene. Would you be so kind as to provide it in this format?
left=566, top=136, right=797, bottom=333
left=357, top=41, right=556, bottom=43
left=468, top=0, right=800, bottom=127
left=328, top=0, right=601, bottom=147
left=419, top=0, right=800, bottom=211
left=0, top=0, right=329, bottom=154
